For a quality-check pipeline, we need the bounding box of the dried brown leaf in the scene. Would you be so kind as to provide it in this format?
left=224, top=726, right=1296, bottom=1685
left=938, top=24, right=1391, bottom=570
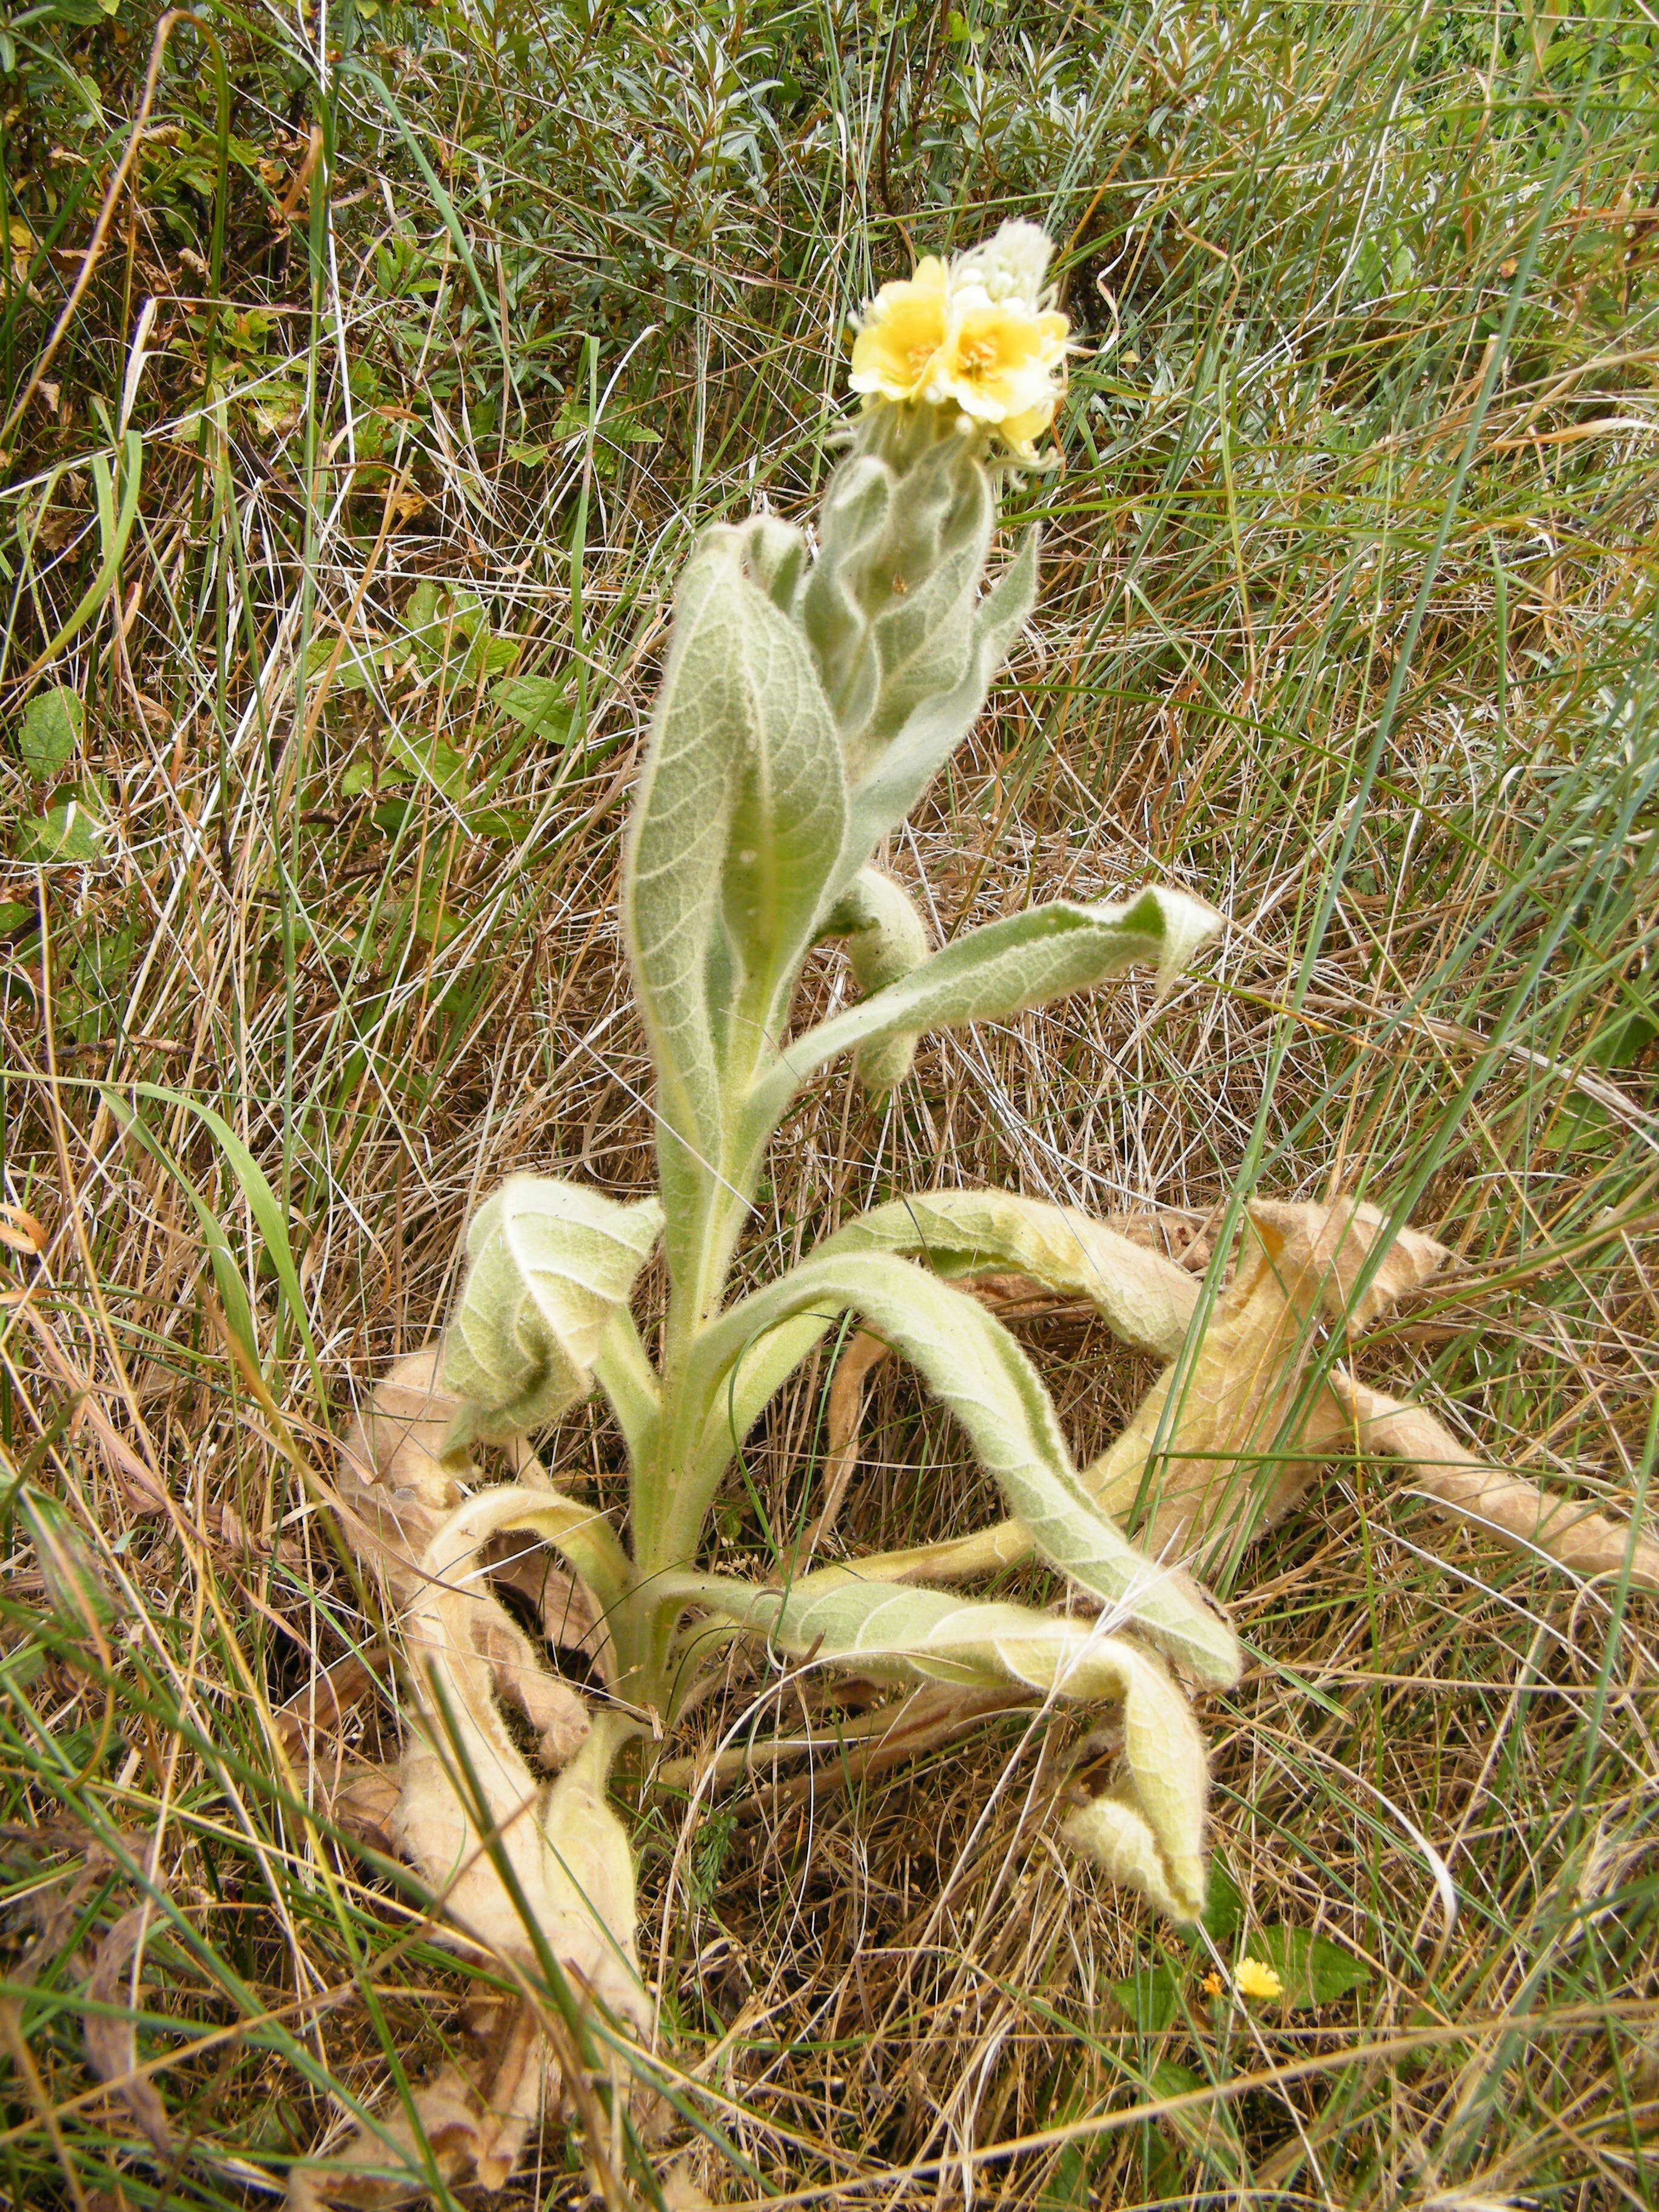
left=338, top=1348, right=472, bottom=1610
left=342, top=1353, right=598, bottom=1770
left=309, top=1360, right=646, bottom=2204
left=85, top=1907, right=172, bottom=2155
left=329, top=1761, right=403, bottom=1854
left=808, top=1327, right=890, bottom=1548
left=1340, top=1376, right=1659, bottom=1590
left=287, top=1999, right=545, bottom=2210
left=0, top=1202, right=47, bottom=1253
left=661, top=2163, right=719, bottom=2210
left=1084, top=1198, right=1450, bottom=1555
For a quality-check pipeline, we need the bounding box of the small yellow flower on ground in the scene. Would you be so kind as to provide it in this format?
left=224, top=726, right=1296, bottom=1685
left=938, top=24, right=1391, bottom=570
left=1200, top=1968, right=1224, bottom=1997
left=849, top=218, right=1073, bottom=457
left=1235, top=1956, right=1284, bottom=2002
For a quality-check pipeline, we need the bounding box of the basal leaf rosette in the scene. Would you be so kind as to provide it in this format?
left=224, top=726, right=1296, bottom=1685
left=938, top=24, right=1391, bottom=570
left=850, top=219, right=1073, bottom=461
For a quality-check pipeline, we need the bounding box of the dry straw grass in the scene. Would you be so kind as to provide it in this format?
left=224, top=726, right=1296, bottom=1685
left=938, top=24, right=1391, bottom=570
left=1, top=0, right=1657, bottom=2204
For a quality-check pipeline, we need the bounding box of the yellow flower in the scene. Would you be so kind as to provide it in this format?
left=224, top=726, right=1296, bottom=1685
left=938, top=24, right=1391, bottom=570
left=850, top=256, right=951, bottom=402
left=936, top=300, right=1069, bottom=427
left=1234, top=1956, right=1284, bottom=2002
left=1200, top=1969, right=1224, bottom=1998
left=849, top=222, right=1073, bottom=457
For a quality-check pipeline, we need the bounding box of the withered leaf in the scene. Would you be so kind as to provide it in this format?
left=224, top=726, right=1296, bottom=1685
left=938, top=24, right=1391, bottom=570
left=85, top=1907, right=173, bottom=2156
left=1082, top=1198, right=1449, bottom=1558
left=287, top=1999, right=544, bottom=2210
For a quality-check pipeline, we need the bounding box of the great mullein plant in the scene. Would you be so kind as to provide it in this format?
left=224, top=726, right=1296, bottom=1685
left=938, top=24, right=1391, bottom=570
left=304, top=223, right=1658, bottom=2202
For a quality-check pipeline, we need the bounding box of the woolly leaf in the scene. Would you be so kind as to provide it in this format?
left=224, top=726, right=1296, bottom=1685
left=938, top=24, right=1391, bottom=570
left=441, top=1176, right=663, bottom=1446
left=622, top=528, right=846, bottom=1275
left=695, top=1250, right=1238, bottom=1685
left=837, top=526, right=1037, bottom=876
left=756, top=887, right=1219, bottom=1124
left=400, top=1634, right=646, bottom=2017
left=686, top=1567, right=1213, bottom=1919
left=694, top=1185, right=1202, bottom=1487
left=819, top=865, right=932, bottom=1094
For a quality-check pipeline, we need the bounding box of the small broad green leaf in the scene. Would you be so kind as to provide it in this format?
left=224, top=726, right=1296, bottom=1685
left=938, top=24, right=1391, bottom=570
left=302, top=634, right=378, bottom=691
left=1110, top=1962, right=1179, bottom=2032
left=403, top=582, right=518, bottom=683
left=464, top=805, right=535, bottom=843
left=491, top=674, right=574, bottom=740
left=16, top=685, right=82, bottom=778
left=15, top=798, right=101, bottom=863
left=475, top=634, right=520, bottom=677
left=65, top=920, right=138, bottom=1042
left=379, top=890, right=463, bottom=959
left=249, top=383, right=303, bottom=438
left=1037, top=2135, right=1097, bottom=2212
left=1150, top=2053, right=1203, bottom=2088
left=352, top=734, right=470, bottom=803
left=1247, top=1925, right=1369, bottom=2009
left=1586, top=1002, right=1656, bottom=1069
left=1145, top=2061, right=1236, bottom=2182
left=1150, top=2059, right=1203, bottom=2097
left=0, top=899, right=34, bottom=933
left=1190, top=1860, right=1242, bottom=1943
left=443, top=1176, right=665, bottom=1446
left=340, top=756, right=390, bottom=797
left=387, top=731, right=469, bottom=799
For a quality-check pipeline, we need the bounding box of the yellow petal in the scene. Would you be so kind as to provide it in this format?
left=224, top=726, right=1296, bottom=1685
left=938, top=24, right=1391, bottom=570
left=997, top=397, right=1057, bottom=458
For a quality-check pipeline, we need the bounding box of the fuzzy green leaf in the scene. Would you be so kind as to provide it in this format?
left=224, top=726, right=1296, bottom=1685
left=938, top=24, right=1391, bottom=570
left=694, top=1187, right=1202, bottom=1490
left=756, top=887, right=1219, bottom=1125
left=819, top=865, right=932, bottom=1094
left=685, top=1567, right=1215, bottom=1917
left=837, top=528, right=1037, bottom=876
left=442, top=1176, right=664, bottom=1445
left=623, top=528, right=846, bottom=1273
left=694, top=1251, right=1238, bottom=1685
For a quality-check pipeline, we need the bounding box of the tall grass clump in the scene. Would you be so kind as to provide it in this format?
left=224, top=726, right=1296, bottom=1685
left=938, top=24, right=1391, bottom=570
left=0, top=2, right=1656, bottom=2207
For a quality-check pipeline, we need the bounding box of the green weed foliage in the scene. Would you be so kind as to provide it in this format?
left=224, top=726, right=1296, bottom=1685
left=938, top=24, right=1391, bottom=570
left=0, top=0, right=1656, bottom=2205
